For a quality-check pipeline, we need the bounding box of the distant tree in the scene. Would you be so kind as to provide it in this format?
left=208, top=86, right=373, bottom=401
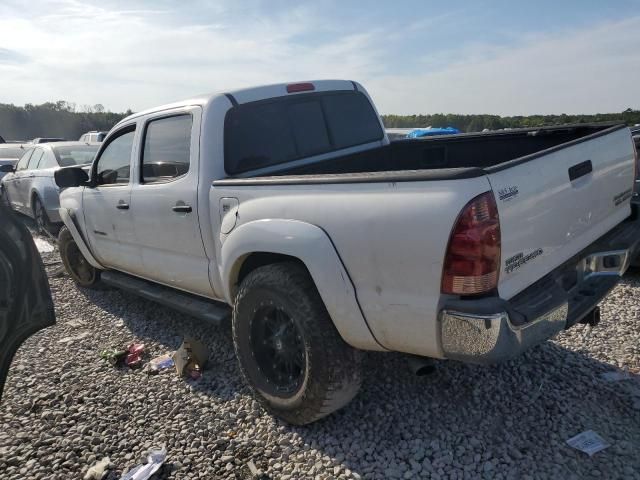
left=382, top=109, right=640, bottom=132
left=0, top=101, right=130, bottom=141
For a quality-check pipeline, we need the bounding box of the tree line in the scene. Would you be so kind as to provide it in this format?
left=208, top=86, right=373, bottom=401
left=0, top=101, right=130, bottom=142
left=382, top=109, right=640, bottom=132
left=2, top=101, right=639, bottom=141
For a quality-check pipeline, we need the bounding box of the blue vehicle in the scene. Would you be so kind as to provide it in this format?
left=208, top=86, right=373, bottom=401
left=406, top=127, right=460, bottom=138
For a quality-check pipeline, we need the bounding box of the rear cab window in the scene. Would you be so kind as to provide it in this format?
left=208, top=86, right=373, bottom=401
left=224, top=91, right=383, bottom=175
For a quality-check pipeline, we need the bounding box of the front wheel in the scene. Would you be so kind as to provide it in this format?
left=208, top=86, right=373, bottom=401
left=58, top=227, right=103, bottom=289
left=232, top=262, right=363, bottom=425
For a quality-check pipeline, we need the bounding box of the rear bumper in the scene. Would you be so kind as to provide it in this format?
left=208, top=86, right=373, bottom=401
left=439, top=212, right=640, bottom=364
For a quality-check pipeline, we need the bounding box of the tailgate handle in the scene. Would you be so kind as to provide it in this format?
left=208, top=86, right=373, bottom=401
left=568, top=160, right=592, bottom=181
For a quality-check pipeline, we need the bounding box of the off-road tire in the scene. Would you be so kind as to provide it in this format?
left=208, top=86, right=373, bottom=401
left=58, top=226, right=103, bottom=289
left=233, top=262, right=363, bottom=425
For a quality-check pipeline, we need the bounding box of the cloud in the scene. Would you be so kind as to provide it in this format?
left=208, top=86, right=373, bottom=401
left=367, top=17, right=640, bottom=115
left=0, top=1, right=639, bottom=115
left=0, top=0, right=386, bottom=111
left=0, top=48, right=30, bottom=65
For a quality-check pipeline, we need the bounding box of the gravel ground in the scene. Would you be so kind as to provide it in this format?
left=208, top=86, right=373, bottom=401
left=1, top=225, right=640, bottom=479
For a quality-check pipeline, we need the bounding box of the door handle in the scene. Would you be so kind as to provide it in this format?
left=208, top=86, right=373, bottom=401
left=568, top=160, right=592, bottom=181
left=172, top=204, right=192, bottom=213
left=116, top=201, right=129, bottom=210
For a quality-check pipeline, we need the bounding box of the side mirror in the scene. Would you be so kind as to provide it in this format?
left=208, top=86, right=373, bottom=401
left=55, top=166, right=89, bottom=189
left=0, top=164, right=14, bottom=173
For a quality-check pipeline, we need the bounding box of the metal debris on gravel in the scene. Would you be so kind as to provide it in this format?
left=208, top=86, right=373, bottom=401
left=0, top=226, right=639, bottom=479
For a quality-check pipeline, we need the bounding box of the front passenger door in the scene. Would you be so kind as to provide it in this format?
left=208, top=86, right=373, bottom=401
left=4, top=149, right=32, bottom=210
left=82, top=127, right=142, bottom=273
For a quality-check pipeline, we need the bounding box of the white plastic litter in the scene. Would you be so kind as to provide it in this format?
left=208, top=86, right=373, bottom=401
left=566, top=430, right=610, bottom=456
left=84, top=457, right=111, bottom=480
left=120, top=446, right=167, bottom=480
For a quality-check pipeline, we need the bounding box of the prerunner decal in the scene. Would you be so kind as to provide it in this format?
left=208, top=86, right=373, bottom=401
left=613, top=188, right=633, bottom=206
left=505, top=248, right=543, bottom=274
left=498, top=186, right=519, bottom=202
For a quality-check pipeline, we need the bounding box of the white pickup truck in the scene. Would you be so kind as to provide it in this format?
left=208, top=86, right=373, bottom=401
left=54, top=80, right=640, bottom=424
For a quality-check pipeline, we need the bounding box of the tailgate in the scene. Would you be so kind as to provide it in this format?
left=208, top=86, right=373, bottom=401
left=487, top=126, right=635, bottom=300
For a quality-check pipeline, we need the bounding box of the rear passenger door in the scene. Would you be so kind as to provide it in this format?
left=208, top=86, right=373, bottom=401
left=130, top=108, right=214, bottom=297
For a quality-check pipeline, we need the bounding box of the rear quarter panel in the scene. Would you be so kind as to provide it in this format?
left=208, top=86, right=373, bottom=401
left=211, top=176, right=492, bottom=357
left=31, top=171, right=61, bottom=220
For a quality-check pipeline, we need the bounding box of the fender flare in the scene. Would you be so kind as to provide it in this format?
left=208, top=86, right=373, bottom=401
left=59, top=208, right=104, bottom=270
left=221, top=219, right=385, bottom=351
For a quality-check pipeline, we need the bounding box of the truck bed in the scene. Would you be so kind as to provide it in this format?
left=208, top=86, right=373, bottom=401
left=238, top=123, right=621, bottom=179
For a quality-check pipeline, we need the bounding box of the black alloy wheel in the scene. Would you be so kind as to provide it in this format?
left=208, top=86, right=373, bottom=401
left=250, top=305, right=306, bottom=395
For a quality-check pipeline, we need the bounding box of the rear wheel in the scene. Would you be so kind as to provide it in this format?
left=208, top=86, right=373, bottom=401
left=233, top=262, right=363, bottom=425
left=33, top=196, right=59, bottom=236
left=58, top=227, right=103, bottom=289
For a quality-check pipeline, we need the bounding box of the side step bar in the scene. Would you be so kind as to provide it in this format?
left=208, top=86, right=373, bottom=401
left=101, top=271, right=230, bottom=325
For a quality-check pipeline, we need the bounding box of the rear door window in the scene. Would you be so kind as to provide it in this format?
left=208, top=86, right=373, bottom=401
left=224, top=91, right=383, bottom=174
left=141, top=114, right=192, bottom=183
left=27, top=149, right=44, bottom=170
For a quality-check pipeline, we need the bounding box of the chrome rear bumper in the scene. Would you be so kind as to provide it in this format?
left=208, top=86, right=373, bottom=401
left=439, top=215, right=640, bottom=364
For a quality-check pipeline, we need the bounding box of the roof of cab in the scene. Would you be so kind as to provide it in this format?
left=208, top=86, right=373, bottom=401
left=112, top=79, right=359, bottom=130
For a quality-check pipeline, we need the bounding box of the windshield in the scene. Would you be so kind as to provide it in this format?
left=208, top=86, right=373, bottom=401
left=0, top=147, right=25, bottom=159
left=224, top=91, right=383, bottom=174
left=53, top=145, right=99, bottom=167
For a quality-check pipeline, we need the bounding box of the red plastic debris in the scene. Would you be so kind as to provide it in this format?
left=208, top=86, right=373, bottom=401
left=124, top=343, right=145, bottom=368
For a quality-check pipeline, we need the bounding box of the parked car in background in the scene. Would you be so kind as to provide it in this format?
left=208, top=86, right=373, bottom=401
left=0, top=144, right=31, bottom=181
left=31, top=137, right=66, bottom=144
left=54, top=80, right=640, bottom=424
left=79, top=131, right=108, bottom=143
left=1, top=142, right=99, bottom=233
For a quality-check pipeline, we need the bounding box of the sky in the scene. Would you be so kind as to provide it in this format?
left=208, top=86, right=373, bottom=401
left=0, top=0, right=639, bottom=115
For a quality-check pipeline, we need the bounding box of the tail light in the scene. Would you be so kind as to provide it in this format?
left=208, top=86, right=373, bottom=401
left=441, top=191, right=501, bottom=295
